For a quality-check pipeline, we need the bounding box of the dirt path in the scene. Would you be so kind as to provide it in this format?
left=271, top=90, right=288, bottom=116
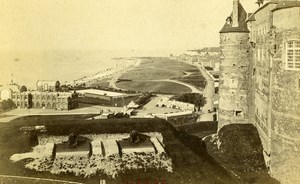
left=151, top=79, right=203, bottom=93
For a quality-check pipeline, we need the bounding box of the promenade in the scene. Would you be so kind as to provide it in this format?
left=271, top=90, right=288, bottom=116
left=196, top=64, right=215, bottom=121
left=194, top=64, right=215, bottom=113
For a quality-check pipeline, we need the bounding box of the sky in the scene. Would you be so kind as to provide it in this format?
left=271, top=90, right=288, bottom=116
left=0, top=0, right=258, bottom=51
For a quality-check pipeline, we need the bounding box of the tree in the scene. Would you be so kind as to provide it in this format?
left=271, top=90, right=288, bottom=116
left=0, top=99, right=16, bottom=110
left=174, top=93, right=206, bottom=111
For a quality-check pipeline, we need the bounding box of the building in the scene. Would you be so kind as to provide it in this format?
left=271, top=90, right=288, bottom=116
left=198, top=47, right=221, bottom=56
left=156, top=96, right=195, bottom=111
left=0, top=83, right=27, bottom=100
left=218, top=0, right=300, bottom=183
left=219, top=0, right=251, bottom=128
left=76, top=89, right=126, bottom=100
left=11, top=91, right=78, bottom=110
left=0, top=80, right=78, bottom=111
left=36, top=80, right=60, bottom=92
left=154, top=111, right=196, bottom=126
left=76, top=89, right=138, bottom=107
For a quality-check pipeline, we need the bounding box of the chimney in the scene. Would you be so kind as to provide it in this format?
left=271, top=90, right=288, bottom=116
left=232, top=0, right=239, bottom=27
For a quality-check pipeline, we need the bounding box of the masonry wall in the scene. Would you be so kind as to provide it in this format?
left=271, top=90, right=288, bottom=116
left=218, top=32, right=251, bottom=129
left=273, top=7, right=300, bottom=30
left=219, top=2, right=300, bottom=183
left=268, top=29, right=300, bottom=184
left=12, top=92, right=78, bottom=111
left=251, top=19, right=300, bottom=182
left=251, top=9, right=274, bottom=158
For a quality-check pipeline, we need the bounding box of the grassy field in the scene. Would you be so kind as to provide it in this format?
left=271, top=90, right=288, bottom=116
left=173, top=69, right=206, bottom=88
left=116, top=81, right=192, bottom=94
left=120, top=67, right=182, bottom=81
left=116, top=58, right=205, bottom=93
left=87, top=78, right=110, bottom=88
left=0, top=116, right=237, bottom=184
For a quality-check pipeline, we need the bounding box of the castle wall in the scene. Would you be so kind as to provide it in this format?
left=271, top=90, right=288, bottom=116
left=251, top=11, right=300, bottom=182
left=247, top=6, right=300, bottom=182
left=220, top=2, right=300, bottom=183
left=273, top=7, right=300, bottom=30
left=251, top=6, right=274, bottom=157
left=218, top=32, right=250, bottom=129
left=268, top=29, right=300, bottom=184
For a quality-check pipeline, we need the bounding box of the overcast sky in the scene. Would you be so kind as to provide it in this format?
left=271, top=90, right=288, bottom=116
left=0, top=0, right=258, bottom=51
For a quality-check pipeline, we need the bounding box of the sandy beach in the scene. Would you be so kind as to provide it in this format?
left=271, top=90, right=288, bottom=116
left=66, top=58, right=141, bottom=86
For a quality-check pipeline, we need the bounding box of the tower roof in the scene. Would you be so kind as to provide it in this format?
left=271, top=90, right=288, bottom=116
left=246, top=13, right=256, bottom=22
left=219, top=2, right=249, bottom=33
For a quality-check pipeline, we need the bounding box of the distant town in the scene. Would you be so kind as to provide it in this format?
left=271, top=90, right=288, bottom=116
left=0, top=0, right=299, bottom=184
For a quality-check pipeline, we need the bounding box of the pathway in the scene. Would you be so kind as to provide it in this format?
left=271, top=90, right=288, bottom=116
left=152, top=79, right=203, bottom=93
left=194, top=64, right=215, bottom=113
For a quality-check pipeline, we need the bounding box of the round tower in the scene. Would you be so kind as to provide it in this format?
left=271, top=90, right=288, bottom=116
left=218, top=0, right=251, bottom=130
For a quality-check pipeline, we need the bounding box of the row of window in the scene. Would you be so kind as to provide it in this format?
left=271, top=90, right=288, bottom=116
left=16, top=102, right=67, bottom=108
left=13, top=94, right=70, bottom=101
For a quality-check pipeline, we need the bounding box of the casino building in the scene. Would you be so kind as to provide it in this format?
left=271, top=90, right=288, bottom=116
left=0, top=80, right=78, bottom=111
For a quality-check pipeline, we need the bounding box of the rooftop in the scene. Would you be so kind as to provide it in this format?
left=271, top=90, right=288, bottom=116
left=246, top=0, right=300, bottom=22
left=76, top=89, right=125, bottom=97
left=246, top=13, right=256, bottom=22
left=199, top=47, right=221, bottom=53
left=272, top=1, right=300, bottom=11
left=219, top=2, right=249, bottom=33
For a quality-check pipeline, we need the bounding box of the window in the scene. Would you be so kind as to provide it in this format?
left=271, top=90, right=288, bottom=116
left=235, top=111, right=243, bottom=117
left=286, top=40, right=300, bottom=70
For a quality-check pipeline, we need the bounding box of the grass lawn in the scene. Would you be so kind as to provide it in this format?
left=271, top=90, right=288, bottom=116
left=116, top=81, right=192, bottom=94
left=173, top=69, right=207, bottom=89
left=120, top=67, right=182, bottom=81
left=117, top=58, right=205, bottom=92
left=87, top=78, right=110, bottom=88
left=0, top=116, right=237, bottom=184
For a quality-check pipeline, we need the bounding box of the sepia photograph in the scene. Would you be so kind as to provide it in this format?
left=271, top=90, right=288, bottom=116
left=0, top=0, right=299, bottom=183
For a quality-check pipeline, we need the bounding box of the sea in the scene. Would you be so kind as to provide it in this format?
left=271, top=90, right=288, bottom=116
left=0, top=49, right=184, bottom=90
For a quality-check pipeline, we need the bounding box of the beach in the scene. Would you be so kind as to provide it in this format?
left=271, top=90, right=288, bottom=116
left=69, top=58, right=141, bottom=86
left=0, top=50, right=148, bottom=89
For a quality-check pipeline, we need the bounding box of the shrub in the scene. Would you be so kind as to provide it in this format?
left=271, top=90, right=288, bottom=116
left=172, top=93, right=206, bottom=111
left=0, top=99, right=16, bottom=110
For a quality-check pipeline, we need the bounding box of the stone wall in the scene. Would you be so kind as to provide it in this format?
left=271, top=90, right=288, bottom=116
left=273, top=7, right=300, bottom=30
left=218, top=32, right=251, bottom=129
left=268, top=29, right=300, bottom=184
left=219, top=2, right=300, bottom=183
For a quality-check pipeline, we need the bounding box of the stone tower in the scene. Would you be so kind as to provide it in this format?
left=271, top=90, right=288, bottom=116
left=218, top=0, right=251, bottom=130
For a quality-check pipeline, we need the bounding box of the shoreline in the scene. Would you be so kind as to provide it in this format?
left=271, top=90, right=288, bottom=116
left=66, top=58, right=142, bottom=86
